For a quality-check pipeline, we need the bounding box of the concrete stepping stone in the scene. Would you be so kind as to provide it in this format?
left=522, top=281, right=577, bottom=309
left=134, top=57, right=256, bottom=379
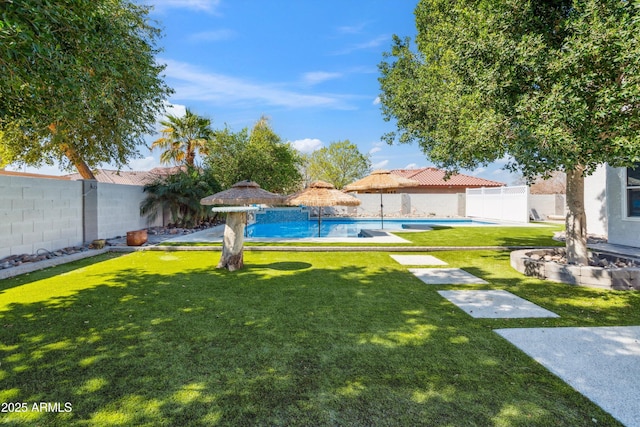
left=390, top=255, right=448, bottom=265
left=496, top=326, right=640, bottom=427
left=438, top=290, right=560, bottom=318
left=408, top=268, right=488, bottom=285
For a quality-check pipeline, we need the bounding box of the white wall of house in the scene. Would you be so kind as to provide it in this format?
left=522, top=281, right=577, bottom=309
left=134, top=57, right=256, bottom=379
left=584, top=164, right=608, bottom=237
left=605, top=165, right=640, bottom=247
left=0, top=175, right=83, bottom=258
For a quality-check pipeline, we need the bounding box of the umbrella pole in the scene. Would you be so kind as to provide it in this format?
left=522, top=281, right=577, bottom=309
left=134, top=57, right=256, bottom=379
left=380, top=191, right=384, bottom=229
left=318, top=208, right=322, bottom=237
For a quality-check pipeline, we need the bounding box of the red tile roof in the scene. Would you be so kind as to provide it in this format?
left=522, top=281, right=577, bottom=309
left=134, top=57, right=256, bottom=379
left=391, top=167, right=504, bottom=188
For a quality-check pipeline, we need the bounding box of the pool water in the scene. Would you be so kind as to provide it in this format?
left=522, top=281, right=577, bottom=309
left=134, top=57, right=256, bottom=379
left=245, top=218, right=489, bottom=238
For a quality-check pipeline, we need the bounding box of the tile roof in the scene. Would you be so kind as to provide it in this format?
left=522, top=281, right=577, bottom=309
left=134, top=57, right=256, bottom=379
left=65, top=167, right=184, bottom=186
left=0, top=170, right=70, bottom=180
left=391, top=167, right=504, bottom=188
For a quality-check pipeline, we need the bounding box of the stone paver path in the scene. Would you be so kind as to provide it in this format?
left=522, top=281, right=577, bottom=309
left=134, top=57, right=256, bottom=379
left=390, top=255, right=448, bottom=265
left=408, top=268, right=488, bottom=285
left=438, top=290, right=560, bottom=318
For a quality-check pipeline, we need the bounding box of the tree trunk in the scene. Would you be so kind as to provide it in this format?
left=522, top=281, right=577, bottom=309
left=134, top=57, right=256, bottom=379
left=565, top=166, right=589, bottom=265
left=217, top=212, right=246, bottom=271
left=61, top=143, right=96, bottom=180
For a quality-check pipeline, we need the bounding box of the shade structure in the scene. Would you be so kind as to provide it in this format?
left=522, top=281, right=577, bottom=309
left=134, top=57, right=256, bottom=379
left=200, top=180, right=284, bottom=206
left=200, top=180, right=283, bottom=271
left=285, top=181, right=360, bottom=237
left=343, top=170, right=419, bottom=228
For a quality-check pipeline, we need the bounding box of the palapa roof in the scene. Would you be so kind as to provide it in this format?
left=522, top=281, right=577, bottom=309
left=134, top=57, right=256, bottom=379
left=286, top=181, right=361, bottom=207
left=343, top=169, right=419, bottom=192
left=200, top=180, right=284, bottom=205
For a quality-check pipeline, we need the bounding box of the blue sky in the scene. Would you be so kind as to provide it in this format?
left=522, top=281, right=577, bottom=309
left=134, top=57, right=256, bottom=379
left=10, top=0, right=515, bottom=184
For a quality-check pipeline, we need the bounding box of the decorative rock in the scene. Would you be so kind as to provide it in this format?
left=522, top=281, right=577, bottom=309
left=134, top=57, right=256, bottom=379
left=511, top=249, right=640, bottom=290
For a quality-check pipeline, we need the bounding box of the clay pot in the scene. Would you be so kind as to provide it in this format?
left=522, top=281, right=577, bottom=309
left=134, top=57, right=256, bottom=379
left=126, top=229, right=148, bottom=246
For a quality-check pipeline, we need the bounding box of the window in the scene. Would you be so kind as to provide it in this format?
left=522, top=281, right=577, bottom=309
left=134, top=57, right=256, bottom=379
left=627, top=165, right=640, bottom=217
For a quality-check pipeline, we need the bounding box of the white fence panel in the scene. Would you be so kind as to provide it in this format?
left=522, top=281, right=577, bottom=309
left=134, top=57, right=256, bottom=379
left=466, top=186, right=529, bottom=223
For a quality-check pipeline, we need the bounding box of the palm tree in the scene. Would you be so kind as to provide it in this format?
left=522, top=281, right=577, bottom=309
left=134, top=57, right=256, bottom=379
left=140, top=166, right=222, bottom=227
left=151, top=108, right=212, bottom=166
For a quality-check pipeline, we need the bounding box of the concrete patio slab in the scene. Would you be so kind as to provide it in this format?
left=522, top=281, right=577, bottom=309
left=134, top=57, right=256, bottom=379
left=408, top=268, right=488, bottom=285
left=496, top=326, right=640, bottom=427
left=390, top=255, right=448, bottom=265
left=166, top=227, right=413, bottom=244
left=438, top=290, right=560, bottom=318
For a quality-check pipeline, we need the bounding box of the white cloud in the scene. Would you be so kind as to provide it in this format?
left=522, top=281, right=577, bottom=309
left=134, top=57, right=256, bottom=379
left=190, top=29, right=235, bottom=42
left=161, top=59, right=352, bottom=109
left=291, top=138, right=322, bottom=154
left=371, top=159, right=389, bottom=170
left=333, top=35, right=390, bottom=55
left=128, top=156, right=160, bottom=171
left=302, top=71, right=342, bottom=85
left=404, top=163, right=418, bottom=169
left=149, top=0, right=221, bottom=13
left=153, top=102, right=186, bottom=133
left=471, top=167, right=486, bottom=176
left=372, top=97, right=381, bottom=105
left=337, top=23, right=366, bottom=35
left=369, top=146, right=382, bottom=154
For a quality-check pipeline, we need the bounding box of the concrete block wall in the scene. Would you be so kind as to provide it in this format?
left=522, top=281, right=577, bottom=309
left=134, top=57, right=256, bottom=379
left=1, top=176, right=165, bottom=259
left=96, top=182, right=162, bottom=239
left=351, top=193, right=461, bottom=218
left=0, top=175, right=83, bottom=258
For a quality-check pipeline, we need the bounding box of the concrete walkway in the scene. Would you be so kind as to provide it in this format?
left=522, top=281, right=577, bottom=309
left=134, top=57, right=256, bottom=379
left=497, top=326, right=640, bottom=427
left=438, top=290, right=560, bottom=318
left=400, top=254, right=640, bottom=427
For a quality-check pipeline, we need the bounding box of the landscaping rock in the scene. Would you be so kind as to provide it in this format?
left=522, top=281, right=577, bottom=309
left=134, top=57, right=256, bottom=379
left=511, top=248, right=640, bottom=290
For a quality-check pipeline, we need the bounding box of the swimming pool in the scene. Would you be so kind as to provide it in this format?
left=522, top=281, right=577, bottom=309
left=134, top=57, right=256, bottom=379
left=245, top=218, right=492, bottom=238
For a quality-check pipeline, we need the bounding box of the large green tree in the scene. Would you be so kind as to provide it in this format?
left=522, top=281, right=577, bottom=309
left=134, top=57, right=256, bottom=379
left=151, top=108, right=212, bottom=167
left=0, top=0, right=172, bottom=179
left=379, top=0, right=640, bottom=264
left=305, top=140, right=371, bottom=189
left=206, top=116, right=303, bottom=194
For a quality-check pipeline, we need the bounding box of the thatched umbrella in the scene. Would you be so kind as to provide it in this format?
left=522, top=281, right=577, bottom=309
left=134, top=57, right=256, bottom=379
left=286, top=181, right=361, bottom=237
left=343, top=170, right=418, bottom=228
left=201, top=180, right=284, bottom=271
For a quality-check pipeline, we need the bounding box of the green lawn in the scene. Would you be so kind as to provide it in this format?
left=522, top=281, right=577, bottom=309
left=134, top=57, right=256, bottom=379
left=160, top=222, right=566, bottom=248
left=1, top=249, right=637, bottom=426
left=394, top=223, right=565, bottom=247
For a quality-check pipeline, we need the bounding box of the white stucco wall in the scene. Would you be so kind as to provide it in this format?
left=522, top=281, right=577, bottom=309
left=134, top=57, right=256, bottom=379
left=584, top=164, right=608, bottom=237
left=529, top=194, right=565, bottom=219
left=606, top=166, right=640, bottom=247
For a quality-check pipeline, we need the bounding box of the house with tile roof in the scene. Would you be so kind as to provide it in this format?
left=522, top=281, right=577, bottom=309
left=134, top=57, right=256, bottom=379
left=390, top=167, right=504, bottom=194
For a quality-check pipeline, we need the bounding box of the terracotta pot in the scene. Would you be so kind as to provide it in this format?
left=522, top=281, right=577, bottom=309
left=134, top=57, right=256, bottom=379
left=126, top=229, right=148, bottom=246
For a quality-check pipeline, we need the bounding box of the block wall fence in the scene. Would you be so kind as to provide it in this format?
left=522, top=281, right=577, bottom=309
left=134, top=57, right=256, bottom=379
left=1, top=174, right=568, bottom=259
left=0, top=175, right=160, bottom=258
